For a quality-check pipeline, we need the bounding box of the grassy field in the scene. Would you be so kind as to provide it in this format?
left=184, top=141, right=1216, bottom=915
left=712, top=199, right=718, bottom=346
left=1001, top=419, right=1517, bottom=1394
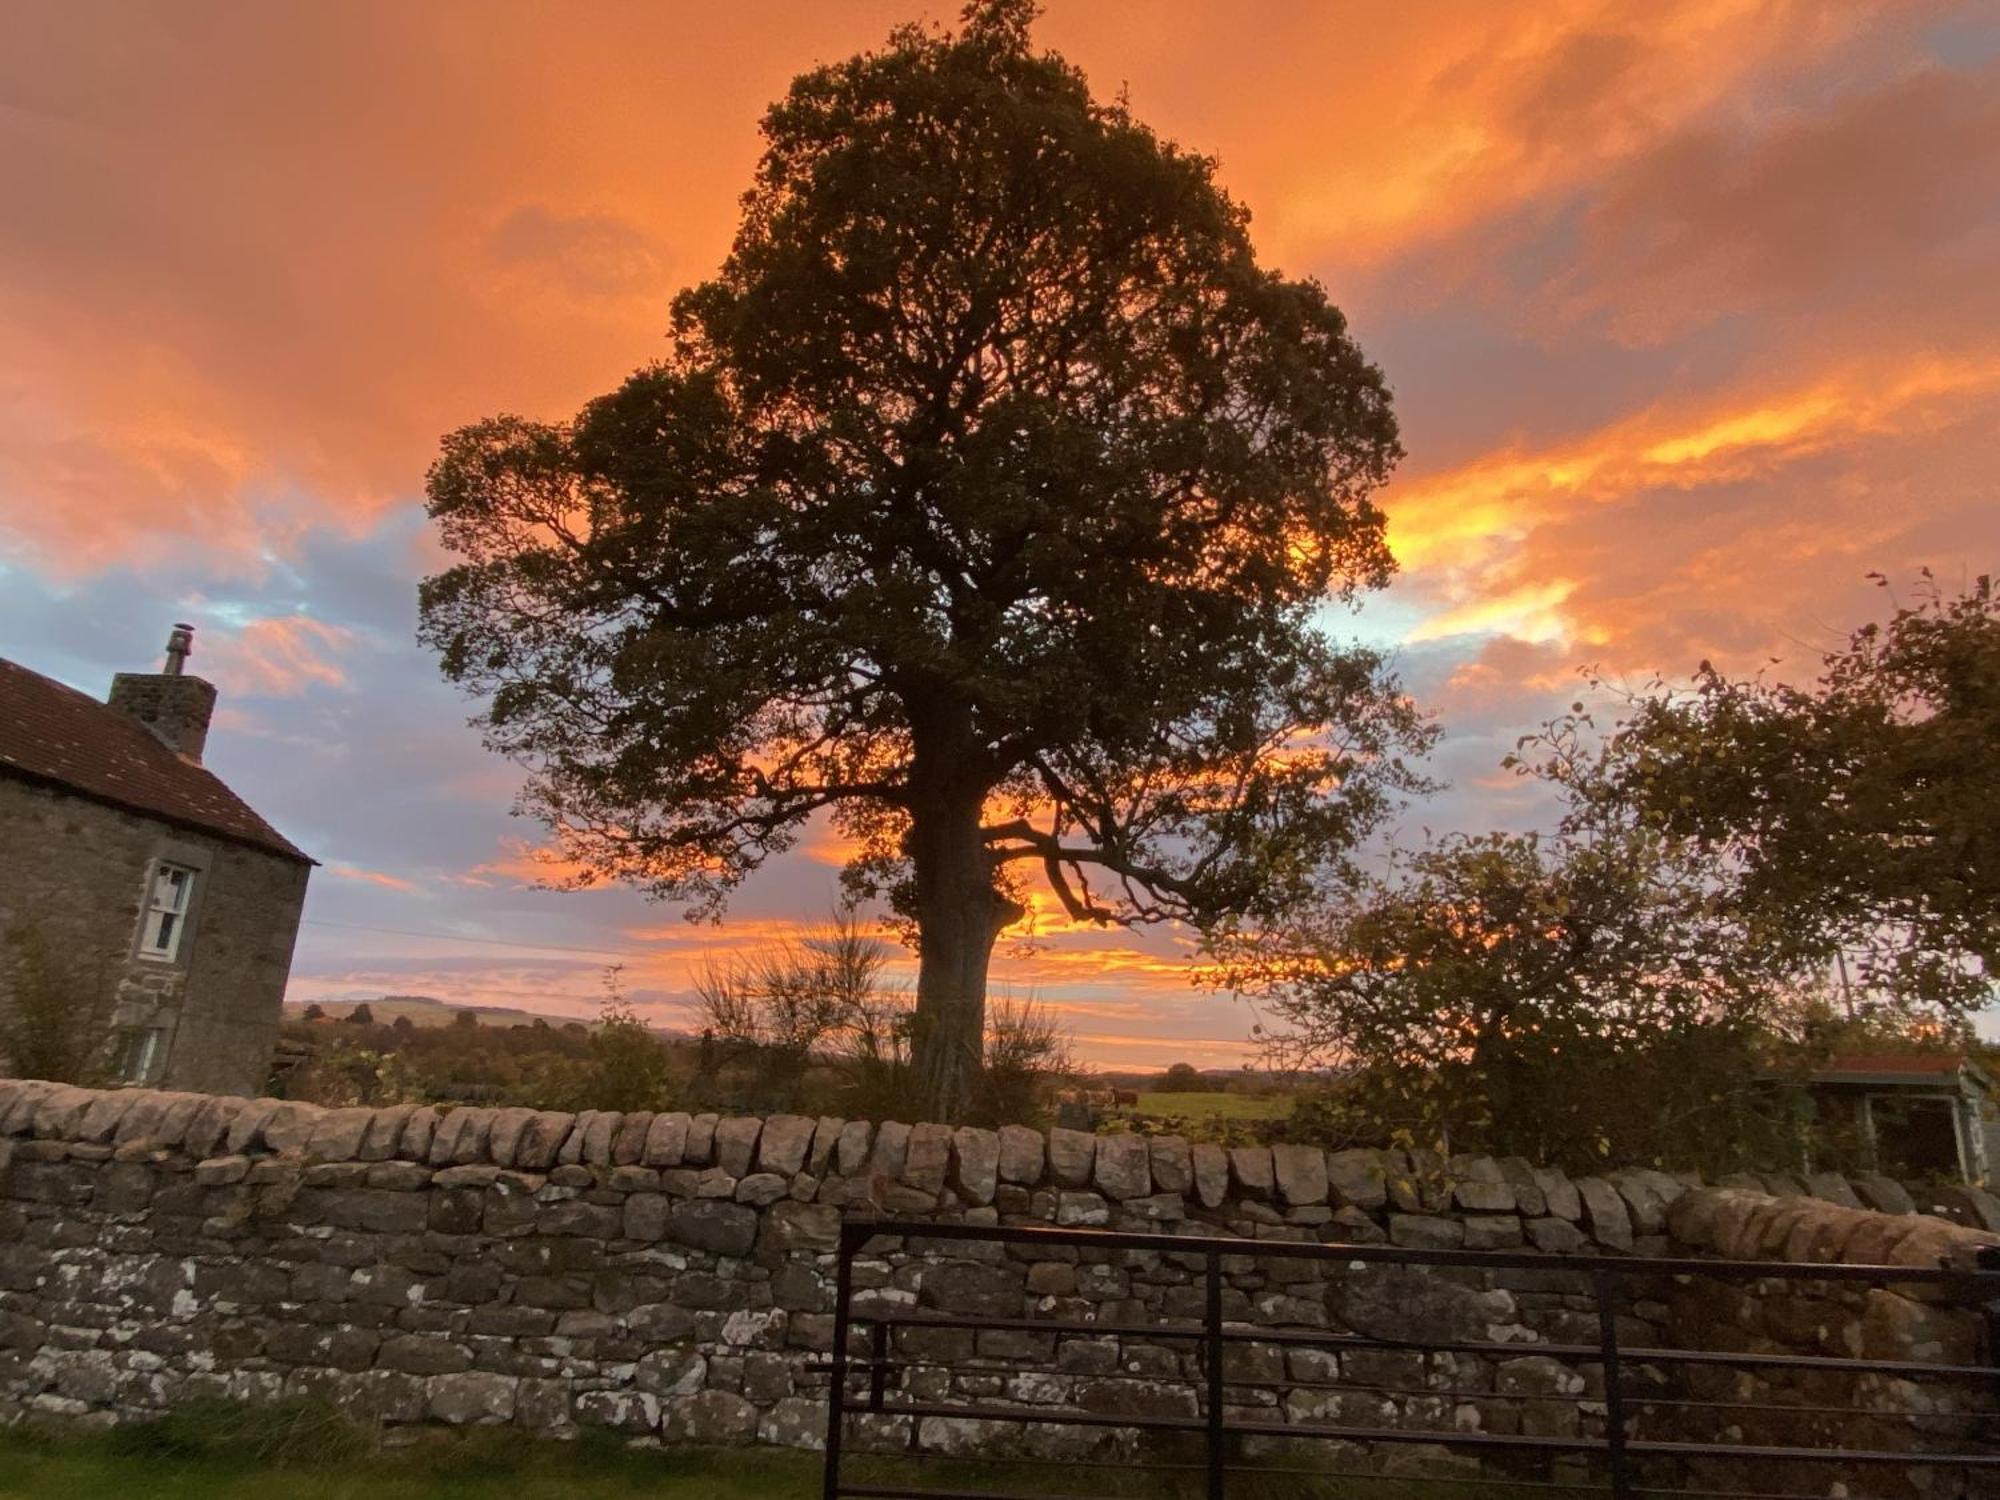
left=0, top=1411, right=1557, bottom=1500
left=1130, top=1089, right=1296, bottom=1123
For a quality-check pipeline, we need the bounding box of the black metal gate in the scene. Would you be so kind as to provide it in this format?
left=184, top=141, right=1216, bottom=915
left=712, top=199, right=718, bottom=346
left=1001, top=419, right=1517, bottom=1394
left=819, top=1219, right=2000, bottom=1499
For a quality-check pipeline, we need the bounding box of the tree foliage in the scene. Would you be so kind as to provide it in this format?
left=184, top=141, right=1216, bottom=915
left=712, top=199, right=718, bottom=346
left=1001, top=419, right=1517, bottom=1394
left=1218, top=826, right=1807, bottom=1173
left=1533, top=573, right=1999, bottom=1019
left=0, top=922, right=117, bottom=1086
left=419, top=0, right=1429, bottom=1117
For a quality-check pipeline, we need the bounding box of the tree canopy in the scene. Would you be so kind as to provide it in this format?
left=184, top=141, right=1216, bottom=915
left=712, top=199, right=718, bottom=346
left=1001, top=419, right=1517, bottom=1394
left=1537, top=572, right=1999, bottom=1020
left=420, top=0, right=1430, bottom=1117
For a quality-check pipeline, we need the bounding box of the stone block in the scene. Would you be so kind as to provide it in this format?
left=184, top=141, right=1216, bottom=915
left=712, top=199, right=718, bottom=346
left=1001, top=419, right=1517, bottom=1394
left=1389, top=1214, right=1466, bottom=1250
left=1851, top=1173, right=1917, bottom=1216
left=485, top=1108, right=537, bottom=1168
left=714, top=1117, right=762, bottom=1178
left=304, top=1107, right=375, bottom=1163
left=869, top=1121, right=911, bottom=1181
left=758, top=1115, right=816, bottom=1177
left=1048, top=1128, right=1096, bottom=1188
left=807, top=1117, right=845, bottom=1176
left=996, top=1124, right=1044, bottom=1185
left=668, top=1198, right=759, bottom=1256
left=1271, top=1144, right=1328, bottom=1207
left=1093, top=1134, right=1150, bottom=1200
left=904, top=1123, right=952, bottom=1195
left=1574, top=1177, right=1633, bottom=1250
left=952, top=1127, right=1000, bottom=1205
left=1228, top=1146, right=1275, bottom=1199
left=642, top=1112, right=689, bottom=1168
left=684, top=1113, right=720, bottom=1166
left=735, top=1172, right=790, bottom=1206
left=1326, top=1148, right=1388, bottom=1210
left=611, top=1110, right=654, bottom=1166
left=356, top=1104, right=414, bottom=1163
left=1191, top=1143, right=1230, bottom=1209
left=427, top=1371, right=517, bottom=1425
left=835, top=1120, right=875, bottom=1177
left=664, top=1389, right=758, bottom=1444
left=764, top=1201, right=841, bottom=1252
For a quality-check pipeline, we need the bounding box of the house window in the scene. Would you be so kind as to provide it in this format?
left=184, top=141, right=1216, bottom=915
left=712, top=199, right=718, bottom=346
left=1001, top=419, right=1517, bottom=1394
left=138, top=862, right=197, bottom=961
left=116, top=1027, right=165, bottom=1084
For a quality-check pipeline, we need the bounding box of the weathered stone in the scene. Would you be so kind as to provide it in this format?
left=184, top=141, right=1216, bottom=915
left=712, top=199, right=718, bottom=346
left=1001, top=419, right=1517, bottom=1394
left=1451, top=1158, right=1516, bottom=1214
left=835, top=1120, right=875, bottom=1177
left=1851, top=1173, right=1917, bottom=1216
left=1190, top=1143, right=1230, bottom=1209
left=580, top=1109, right=623, bottom=1166
left=641, top=1111, right=689, bottom=1168
left=997, top=1124, right=1044, bottom=1185
left=1526, top=1216, right=1587, bottom=1254
left=904, top=1123, right=953, bottom=1195
left=262, top=1101, right=323, bottom=1155
left=577, top=1389, right=661, bottom=1432
left=484, top=1107, right=537, bottom=1168
left=355, top=1104, right=414, bottom=1162
left=1334, top=1266, right=1516, bottom=1345
left=427, top=1371, right=517, bottom=1425
left=194, top=1154, right=251, bottom=1186
left=757, top=1115, right=816, bottom=1177
left=611, top=1110, right=654, bottom=1166
left=921, top=1261, right=1023, bottom=1318
left=366, top=1159, right=431, bottom=1191
left=869, top=1120, right=912, bottom=1181
left=1048, top=1128, right=1096, bottom=1188
left=668, top=1198, right=759, bottom=1256
left=303, top=1107, right=375, bottom=1163
left=735, top=1172, right=790, bottom=1206
left=398, top=1105, right=440, bottom=1162
left=705, top=1115, right=758, bottom=1177
left=763, top=1200, right=841, bottom=1252
left=684, top=1112, right=720, bottom=1166
left=1464, top=1214, right=1524, bottom=1251
left=380, top=1333, right=474, bottom=1375
left=1271, top=1145, right=1329, bottom=1207
left=1142, top=1135, right=1191, bottom=1195
left=1228, top=1146, right=1275, bottom=1199
left=1055, top=1190, right=1111, bottom=1227
left=1390, top=1214, right=1467, bottom=1250
left=664, top=1389, right=759, bottom=1445
left=1574, top=1177, right=1633, bottom=1250
left=1093, top=1134, right=1150, bottom=1200
left=1531, top=1166, right=1581, bottom=1221
left=951, top=1127, right=1000, bottom=1205
left=1325, top=1148, right=1388, bottom=1210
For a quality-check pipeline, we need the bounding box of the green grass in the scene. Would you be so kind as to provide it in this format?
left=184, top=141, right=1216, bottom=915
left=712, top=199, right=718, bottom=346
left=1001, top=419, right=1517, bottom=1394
left=0, top=1405, right=1575, bottom=1500
left=1131, top=1089, right=1296, bottom=1123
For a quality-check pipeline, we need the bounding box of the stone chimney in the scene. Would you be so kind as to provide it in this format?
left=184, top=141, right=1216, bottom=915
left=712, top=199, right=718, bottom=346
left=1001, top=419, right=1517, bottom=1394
left=108, top=623, right=218, bottom=763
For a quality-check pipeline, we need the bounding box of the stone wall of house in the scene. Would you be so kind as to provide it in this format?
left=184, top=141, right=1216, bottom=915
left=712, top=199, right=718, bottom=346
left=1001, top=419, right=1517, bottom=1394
left=0, top=778, right=307, bottom=1096
left=1, top=1080, right=1995, bottom=1492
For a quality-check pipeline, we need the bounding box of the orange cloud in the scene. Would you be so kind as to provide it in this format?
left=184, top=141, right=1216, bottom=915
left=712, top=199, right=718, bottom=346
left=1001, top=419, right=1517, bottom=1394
left=329, top=863, right=419, bottom=894
left=200, top=616, right=354, bottom=697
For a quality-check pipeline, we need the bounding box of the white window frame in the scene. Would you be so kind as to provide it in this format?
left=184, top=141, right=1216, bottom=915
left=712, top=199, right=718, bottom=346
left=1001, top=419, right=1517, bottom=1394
left=117, top=1027, right=165, bottom=1085
left=137, top=861, right=197, bottom=962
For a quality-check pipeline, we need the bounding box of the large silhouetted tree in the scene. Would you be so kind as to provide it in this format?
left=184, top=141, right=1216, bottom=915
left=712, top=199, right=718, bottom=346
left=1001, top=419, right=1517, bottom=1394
left=419, top=1, right=1430, bottom=1118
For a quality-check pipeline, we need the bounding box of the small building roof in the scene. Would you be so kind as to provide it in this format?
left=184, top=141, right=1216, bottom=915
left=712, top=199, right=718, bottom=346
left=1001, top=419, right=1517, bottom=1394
left=1809, top=1052, right=1993, bottom=1093
left=0, top=656, right=311, bottom=863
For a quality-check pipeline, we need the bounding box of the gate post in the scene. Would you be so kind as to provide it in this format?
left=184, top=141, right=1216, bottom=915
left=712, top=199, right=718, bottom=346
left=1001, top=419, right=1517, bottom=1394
left=822, top=1219, right=860, bottom=1500
left=1594, top=1267, right=1634, bottom=1500
left=1205, top=1248, right=1225, bottom=1500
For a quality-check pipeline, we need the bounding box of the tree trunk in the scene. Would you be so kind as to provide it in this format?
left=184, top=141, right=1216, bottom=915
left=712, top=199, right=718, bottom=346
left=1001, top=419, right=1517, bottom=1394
left=906, top=721, right=1013, bottom=1121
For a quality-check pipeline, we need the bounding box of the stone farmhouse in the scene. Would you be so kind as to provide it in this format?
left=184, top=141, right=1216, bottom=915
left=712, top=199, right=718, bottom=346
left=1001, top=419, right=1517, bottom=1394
left=0, top=626, right=313, bottom=1095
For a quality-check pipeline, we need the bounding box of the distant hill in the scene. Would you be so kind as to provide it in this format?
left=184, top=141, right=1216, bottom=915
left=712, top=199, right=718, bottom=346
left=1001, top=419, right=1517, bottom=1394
left=285, top=994, right=576, bottom=1029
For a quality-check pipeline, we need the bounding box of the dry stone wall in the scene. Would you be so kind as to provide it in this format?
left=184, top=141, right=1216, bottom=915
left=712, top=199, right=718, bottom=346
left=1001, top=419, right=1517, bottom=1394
left=1, top=1079, right=1995, bottom=1490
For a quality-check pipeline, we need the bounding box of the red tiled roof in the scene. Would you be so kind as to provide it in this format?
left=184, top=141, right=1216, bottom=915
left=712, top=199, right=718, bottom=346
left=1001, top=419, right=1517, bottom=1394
left=0, top=657, right=311, bottom=863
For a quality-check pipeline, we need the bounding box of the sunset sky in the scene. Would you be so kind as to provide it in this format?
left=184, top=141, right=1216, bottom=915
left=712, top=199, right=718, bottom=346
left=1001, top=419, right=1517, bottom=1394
left=4, top=2, right=1996, bottom=1068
